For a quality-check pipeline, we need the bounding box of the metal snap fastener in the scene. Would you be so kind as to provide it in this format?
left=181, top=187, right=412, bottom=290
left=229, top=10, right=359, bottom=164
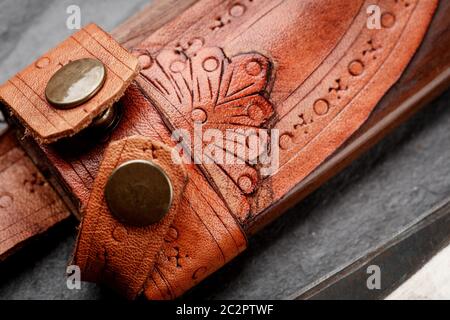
left=90, top=103, right=122, bottom=134
left=45, top=58, right=106, bottom=109
left=104, top=160, right=173, bottom=226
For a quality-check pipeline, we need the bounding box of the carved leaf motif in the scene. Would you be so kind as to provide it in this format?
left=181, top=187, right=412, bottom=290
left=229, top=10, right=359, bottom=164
left=140, top=47, right=274, bottom=219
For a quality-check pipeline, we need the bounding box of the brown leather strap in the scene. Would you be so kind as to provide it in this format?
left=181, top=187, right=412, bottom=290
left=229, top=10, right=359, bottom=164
left=73, top=135, right=246, bottom=299
left=0, top=129, right=70, bottom=261
left=0, top=24, right=139, bottom=144
left=73, top=136, right=188, bottom=298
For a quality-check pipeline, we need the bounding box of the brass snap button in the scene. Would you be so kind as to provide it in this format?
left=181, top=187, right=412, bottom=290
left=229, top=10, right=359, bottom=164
left=90, top=103, right=122, bottom=134
left=104, top=160, right=173, bottom=226
left=45, top=58, right=106, bottom=109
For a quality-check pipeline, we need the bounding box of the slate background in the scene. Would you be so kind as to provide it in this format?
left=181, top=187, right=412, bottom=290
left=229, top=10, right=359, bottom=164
left=0, top=0, right=449, bottom=300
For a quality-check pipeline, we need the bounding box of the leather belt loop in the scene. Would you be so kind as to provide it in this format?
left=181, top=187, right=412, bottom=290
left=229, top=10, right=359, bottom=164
left=72, top=134, right=248, bottom=299
left=73, top=135, right=188, bottom=299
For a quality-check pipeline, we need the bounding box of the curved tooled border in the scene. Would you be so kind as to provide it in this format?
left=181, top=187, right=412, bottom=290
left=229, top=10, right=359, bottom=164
left=266, top=0, right=438, bottom=204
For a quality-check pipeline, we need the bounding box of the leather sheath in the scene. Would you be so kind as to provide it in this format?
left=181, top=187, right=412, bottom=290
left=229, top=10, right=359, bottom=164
left=0, top=0, right=438, bottom=299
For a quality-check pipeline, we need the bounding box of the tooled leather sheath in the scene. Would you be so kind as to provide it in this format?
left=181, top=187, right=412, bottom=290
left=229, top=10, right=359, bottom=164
left=0, top=0, right=438, bottom=298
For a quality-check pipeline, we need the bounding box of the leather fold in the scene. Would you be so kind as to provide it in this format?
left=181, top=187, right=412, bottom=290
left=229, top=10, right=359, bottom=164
left=0, top=24, right=140, bottom=144
left=73, top=135, right=188, bottom=298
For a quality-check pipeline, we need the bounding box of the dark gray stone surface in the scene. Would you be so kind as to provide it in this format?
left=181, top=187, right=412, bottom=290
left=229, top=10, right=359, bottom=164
left=0, top=0, right=449, bottom=300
